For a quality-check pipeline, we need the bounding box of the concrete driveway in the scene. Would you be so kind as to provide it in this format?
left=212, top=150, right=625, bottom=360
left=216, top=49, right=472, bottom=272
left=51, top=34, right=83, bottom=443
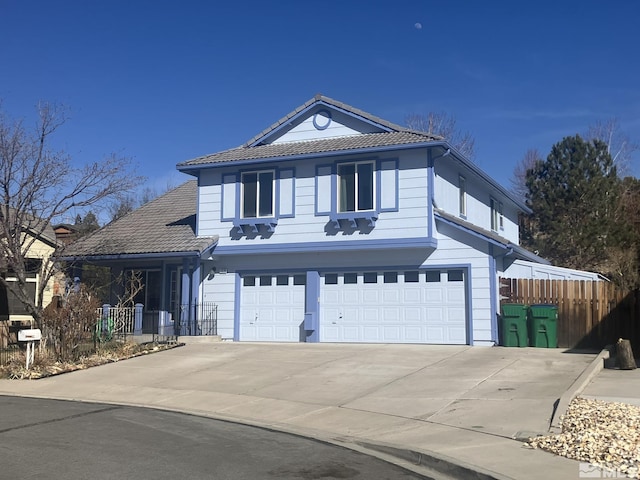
left=0, top=343, right=596, bottom=479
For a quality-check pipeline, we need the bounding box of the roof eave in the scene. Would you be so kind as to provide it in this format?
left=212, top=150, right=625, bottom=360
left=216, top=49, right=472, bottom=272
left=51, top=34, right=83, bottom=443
left=176, top=141, right=438, bottom=172
left=428, top=142, right=531, bottom=213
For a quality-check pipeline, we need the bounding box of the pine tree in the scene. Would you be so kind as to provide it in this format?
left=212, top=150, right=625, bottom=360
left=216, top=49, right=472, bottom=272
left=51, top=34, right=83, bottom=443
left=524, top=135, right=623, bottom=272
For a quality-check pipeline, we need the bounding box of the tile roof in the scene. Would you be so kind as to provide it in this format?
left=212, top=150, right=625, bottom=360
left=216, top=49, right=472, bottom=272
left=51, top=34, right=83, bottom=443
left=178, top=131, right=437, bottom=168
left=64, top=181, right=217, bottom=258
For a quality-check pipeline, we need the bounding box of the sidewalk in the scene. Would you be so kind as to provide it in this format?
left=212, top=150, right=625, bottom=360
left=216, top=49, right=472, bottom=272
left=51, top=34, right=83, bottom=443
left=0, top=343, right=604, bottom=479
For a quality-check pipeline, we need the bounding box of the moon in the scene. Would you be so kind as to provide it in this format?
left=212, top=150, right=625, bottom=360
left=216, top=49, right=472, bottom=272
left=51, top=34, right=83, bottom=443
left=415, top=22, right=422, bottom=30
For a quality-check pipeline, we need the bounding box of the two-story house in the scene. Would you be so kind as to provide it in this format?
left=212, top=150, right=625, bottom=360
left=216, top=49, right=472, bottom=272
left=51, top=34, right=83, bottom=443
left=65, top=95, right=554, bottom=345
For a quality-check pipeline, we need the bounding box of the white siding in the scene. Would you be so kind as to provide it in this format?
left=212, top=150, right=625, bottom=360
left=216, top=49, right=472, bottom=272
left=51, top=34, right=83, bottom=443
left=434, top=160, right=520, bottom=244
left=197, top=151, right=430, bottom=247
left=428, top=222, right=494, bottom=345
left=200, top=264, right=235, bottom=340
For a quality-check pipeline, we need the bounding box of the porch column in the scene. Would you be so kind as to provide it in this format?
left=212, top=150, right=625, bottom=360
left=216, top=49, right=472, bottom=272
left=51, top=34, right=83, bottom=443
left=180, top=257, right=191, bottom=334
left=190, top=259, right=200, bottom=331
left=134, top=303, right=143, bottom=335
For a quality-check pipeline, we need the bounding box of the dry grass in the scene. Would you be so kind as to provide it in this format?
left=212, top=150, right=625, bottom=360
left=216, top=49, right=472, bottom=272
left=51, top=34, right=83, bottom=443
left=0, top=342, right=182, bottom=380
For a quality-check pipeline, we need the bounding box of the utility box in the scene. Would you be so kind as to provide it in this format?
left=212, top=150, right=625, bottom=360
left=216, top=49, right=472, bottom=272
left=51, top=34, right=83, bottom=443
left=500, top=304, right=529, bottom=347
left=528, top=305, right=558, bottom=348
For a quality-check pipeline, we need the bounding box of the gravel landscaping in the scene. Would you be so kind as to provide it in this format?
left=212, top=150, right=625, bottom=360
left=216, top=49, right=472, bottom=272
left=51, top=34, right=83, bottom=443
left=526, top=397, right=640, bottom=478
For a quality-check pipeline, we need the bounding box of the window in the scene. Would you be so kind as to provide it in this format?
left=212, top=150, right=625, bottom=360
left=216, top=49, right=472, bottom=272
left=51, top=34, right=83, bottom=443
left=324, top=274, right=338, bottom=285
left=241, top=170, right=274, bottom=218
left=259, top=275, right=272, bottom=286
left=293, top=274, right=306, bottom=286
left=276, top=275, right=289, bottom=286
left=338, top=162, right=374, bottom=212
left=448, top=270, right=464, bottom=282
left=0, top=280, right=36, bottom=317
left=243, top=276, right=256, bottom=287
left=344, top=273, right=358, bottom=284
left=426, top=270, right=441, bottom=283
left=490, top=198, right=504, bottom=231
left=125, top=270, right=162, bottom=310
left=459, top=176, right=467, bottom=217
left=383, top=272, right=398, bottom=283
left=363, top=272, right=377, bottom=283
left=404, top=271, right=419, bottom=283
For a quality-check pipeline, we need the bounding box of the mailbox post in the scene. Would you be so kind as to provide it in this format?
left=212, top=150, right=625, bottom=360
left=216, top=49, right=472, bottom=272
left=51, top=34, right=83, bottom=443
left=18, top=329, right=42, bottom=369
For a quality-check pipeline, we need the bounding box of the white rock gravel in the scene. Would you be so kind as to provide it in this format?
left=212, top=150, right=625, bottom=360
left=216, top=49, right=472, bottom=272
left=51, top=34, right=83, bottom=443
left=525, top=397, right=640, bottom=478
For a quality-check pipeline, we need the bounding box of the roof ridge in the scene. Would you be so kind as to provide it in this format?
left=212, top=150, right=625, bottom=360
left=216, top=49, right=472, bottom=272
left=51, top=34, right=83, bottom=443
left=240, top=95, right=438, bottom=148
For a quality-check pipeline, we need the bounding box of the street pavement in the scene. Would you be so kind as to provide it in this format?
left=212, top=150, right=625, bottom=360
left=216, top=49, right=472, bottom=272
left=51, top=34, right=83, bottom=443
left=0, top=396, right=427, bottom=480
left=0, top=343, right=611, bottom=479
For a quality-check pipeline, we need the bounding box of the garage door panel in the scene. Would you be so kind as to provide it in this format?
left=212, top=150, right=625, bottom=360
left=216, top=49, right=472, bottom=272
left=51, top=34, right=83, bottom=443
left=382, top=308, right=401, bottom=322
left=403, top=288, right=422, bottom=303
left=382, top=326, right=402, bottom=341
left=240, top=274, right=305, bottom=342
left=363, top=326, right=382, bottom=342
left=425, top=289, right=444, bottom=303
left=382, top=289, right=400, bottom=303
left=404, top=326, right=422, bottom=342
left=426, top=327, right=445, bottom=343
left=320, top=270, right=467, bottom=345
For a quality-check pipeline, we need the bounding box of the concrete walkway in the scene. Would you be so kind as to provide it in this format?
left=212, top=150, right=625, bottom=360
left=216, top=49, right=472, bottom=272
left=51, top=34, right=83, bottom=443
left=0, top=343, right=599, bottom=479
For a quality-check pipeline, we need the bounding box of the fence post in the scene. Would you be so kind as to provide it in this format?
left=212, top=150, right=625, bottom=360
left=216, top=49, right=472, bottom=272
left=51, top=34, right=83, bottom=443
left=101, top=304, right=110, bottom=338
left=134, top=304, right=144, bottom=335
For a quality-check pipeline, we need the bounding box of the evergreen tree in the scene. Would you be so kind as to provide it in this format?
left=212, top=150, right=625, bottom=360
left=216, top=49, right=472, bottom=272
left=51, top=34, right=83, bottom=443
left=523, top=135, right=624, bottom=273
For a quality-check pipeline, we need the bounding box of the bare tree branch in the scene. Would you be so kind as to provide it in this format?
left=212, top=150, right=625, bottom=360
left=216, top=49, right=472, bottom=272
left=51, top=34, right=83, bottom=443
left=406, top=111, right=476, bottom=161
left=0, top=102, right=143, bottom=326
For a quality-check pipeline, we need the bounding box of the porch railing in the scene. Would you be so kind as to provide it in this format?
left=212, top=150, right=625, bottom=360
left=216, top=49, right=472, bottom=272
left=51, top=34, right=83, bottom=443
left=95, top=305, right=140, bottom=341
left=174, top=302, right=218, bottom=336
left=94, top=302, right=218, bottom=341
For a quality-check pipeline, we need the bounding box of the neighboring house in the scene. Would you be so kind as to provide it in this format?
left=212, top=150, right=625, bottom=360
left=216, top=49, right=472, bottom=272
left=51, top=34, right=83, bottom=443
left=503, top=259, right=606, bottom=282
left=0, top=217, right=58, bottom=346
left=65, top=94, right=565, bottom=346
left=53, top=224, right=83, bottom=246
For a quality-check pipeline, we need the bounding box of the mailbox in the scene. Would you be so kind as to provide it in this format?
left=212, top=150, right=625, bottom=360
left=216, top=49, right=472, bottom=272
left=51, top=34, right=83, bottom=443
left=18, top=329, right=42, bottom=341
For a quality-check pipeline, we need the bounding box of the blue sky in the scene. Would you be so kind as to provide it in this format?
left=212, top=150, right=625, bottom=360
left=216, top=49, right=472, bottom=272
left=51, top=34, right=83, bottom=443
left=2, top=0, right=639, bottom=199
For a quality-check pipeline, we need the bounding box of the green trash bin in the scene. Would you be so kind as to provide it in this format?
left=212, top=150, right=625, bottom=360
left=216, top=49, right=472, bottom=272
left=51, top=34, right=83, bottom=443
left=528, top=305, right=558, bottom=348
left=500, top=304, right=529, bottom=347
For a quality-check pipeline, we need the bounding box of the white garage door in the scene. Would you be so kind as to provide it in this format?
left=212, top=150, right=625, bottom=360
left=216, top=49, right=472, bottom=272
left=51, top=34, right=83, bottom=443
left=239, top=273, right=306, bottom=342
left=320, top=270, right=467, bottom=344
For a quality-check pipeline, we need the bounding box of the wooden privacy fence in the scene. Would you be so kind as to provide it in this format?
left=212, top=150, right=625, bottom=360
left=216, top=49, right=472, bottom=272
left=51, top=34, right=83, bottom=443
left=500, top=278, right=640, bottom=349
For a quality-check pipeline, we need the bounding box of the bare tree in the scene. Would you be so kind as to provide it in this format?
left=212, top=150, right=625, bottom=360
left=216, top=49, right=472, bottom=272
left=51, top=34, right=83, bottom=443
left=405, top=112, right=476, bottom=160
left=510, top=148, right=544, bottom=201
left=0, top=102, right=141, bottom=326
left=585, top=119, right=638, bottom=177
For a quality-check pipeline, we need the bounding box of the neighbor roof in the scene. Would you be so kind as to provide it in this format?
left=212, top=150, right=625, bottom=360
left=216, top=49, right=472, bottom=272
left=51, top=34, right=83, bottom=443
left=63, top=181, right=217, bottom=259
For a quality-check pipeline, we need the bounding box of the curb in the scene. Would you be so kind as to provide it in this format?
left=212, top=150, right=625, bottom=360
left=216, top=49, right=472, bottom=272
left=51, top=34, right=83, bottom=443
left=353, top=441, right=513, bottom=480
left=549, top=347, right=611, bottom=433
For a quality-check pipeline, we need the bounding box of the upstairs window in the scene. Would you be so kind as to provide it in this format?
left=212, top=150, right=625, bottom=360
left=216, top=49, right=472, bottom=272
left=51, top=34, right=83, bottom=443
left=490, top=198, right=504, bottom=231
left=338, top=162, right=374, bottom=212
left=459, top=175, right=467, bottom=217
left=241, top=170, right=274, bottom=218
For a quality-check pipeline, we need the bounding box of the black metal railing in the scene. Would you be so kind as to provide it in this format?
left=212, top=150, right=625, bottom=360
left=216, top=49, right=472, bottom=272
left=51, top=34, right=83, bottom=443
left=175, top=302, right=218, bottom=336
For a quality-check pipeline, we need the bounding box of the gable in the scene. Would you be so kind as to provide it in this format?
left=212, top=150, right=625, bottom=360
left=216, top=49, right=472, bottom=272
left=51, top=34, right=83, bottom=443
left=244, top=95, right=423, bottom=147
left=267, top=105, right=388, bottom=145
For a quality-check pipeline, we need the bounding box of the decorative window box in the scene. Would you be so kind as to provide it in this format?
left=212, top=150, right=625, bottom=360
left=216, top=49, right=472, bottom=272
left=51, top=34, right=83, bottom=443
left=233, top=218, right=278, bottom=234
left=329, top=212, right=378, bottom=229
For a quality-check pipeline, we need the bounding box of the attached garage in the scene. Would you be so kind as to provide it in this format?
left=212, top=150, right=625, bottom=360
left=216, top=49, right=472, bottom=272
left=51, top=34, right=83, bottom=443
left=239, top=273, right=306, bottom=341
left=319, top=269, right=467, bottom=344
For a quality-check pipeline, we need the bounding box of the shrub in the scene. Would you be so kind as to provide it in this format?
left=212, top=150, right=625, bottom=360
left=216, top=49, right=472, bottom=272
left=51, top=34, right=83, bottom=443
left=41, top=286, right=101, bottom=361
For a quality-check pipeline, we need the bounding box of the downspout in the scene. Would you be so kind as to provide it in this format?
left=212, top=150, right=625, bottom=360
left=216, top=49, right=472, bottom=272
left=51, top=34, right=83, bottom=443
left=427, top=148, right=450, bottom=241
left=489, top=245, right=499, bottom=345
